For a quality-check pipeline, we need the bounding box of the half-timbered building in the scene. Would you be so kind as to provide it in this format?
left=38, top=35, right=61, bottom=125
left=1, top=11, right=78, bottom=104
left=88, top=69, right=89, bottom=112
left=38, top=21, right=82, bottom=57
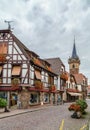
left=0, top=29, right=58, bottom=108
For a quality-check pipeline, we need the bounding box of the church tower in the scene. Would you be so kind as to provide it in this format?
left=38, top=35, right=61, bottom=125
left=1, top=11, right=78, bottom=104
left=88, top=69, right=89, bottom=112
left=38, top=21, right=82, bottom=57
left=68, top=38, right=80, bottom=74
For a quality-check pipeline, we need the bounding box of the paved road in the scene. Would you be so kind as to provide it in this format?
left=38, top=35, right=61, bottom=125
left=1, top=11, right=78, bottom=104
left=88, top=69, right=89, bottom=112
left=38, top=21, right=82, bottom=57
left=0, top=100, right=90, bottom=130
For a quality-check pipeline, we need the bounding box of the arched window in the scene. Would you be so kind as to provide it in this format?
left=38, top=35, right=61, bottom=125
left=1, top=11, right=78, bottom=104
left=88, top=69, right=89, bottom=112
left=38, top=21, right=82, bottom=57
left=72, top=64, right=75, bottom=68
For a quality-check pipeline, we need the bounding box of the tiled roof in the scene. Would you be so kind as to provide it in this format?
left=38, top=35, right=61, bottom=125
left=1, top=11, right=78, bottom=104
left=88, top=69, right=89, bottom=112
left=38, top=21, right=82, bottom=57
left=73, top=73, right=87, bottom=84
left=45, top=57, right=64, bottom=75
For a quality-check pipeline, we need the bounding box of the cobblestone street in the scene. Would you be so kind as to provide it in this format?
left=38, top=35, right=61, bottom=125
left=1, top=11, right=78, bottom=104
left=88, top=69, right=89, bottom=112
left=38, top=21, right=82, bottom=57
left=0, top=100, right=90, bottom=130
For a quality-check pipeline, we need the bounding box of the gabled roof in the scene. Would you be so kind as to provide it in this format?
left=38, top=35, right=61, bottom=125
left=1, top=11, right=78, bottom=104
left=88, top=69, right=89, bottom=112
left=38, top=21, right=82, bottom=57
left=45, top=57, right=65, bottom=75
left=73, top=73, right=87, bottom=84
left=0, top=29, right=31, bottom=59
left=0, top=29, right=57, bottom=76
left=11, top=33, right=39, bottom=59
left=69, top=74, right=77, bottom=83
left=0, top=29, right=40, bottom=60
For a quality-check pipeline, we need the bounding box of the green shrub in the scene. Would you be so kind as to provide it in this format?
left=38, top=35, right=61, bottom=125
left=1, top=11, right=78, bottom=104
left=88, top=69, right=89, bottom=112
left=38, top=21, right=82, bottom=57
left=76, top=99, right=88, bottom=113
left=0, top=98, right=7, bottom=108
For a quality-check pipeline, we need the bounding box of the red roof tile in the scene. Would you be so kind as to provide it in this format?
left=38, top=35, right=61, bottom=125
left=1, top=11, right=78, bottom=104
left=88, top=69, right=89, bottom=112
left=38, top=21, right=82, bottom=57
left=73, top=73, right=87, bottom=84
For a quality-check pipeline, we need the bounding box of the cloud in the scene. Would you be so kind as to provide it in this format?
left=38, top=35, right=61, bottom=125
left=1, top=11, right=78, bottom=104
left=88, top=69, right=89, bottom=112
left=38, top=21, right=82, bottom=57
left=0, top=0, right=90, bottom=82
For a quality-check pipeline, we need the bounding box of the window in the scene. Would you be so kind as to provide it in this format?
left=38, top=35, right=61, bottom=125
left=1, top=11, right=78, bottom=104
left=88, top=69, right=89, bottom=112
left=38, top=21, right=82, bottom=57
left=35, top=70, right=41, bottom=80
left=0, top=66, right=3, bottom=83
left=0, top=92, right=7, bottom=99
left=0, top=42, right=8, bottom=54
left=30, top=66, right=34, bottom=85
left=54, top=76, right=58, bottom=87
left=44, top=93, right=49, bottom=103
left=30, top=93, right=40, bottom=104
left=0, top=66, right=2, bottom=75
left=72, top=64, right=75, bottom=68
left=41, top=71, right=48, bottom=87
left=69, top=83, right=70, bottom=88
left=12, top=66, right=21, bottom=76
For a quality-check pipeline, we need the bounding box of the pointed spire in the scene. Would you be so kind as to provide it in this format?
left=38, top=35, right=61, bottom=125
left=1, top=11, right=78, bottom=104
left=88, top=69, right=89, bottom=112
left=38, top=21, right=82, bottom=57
left=71, top=36, right=78, bottom=59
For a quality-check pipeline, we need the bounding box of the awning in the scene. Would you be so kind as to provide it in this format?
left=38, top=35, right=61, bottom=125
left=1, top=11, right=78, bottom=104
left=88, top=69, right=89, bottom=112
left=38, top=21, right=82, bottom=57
left=68, top=92, right=82, bottom=96
left=0, top=66, right=2, bottom=75
left=35, top=70, right=41, bottom=80
left=0, top=43, right=8, bottom=54
left=12, top=66, right=21, bottom=76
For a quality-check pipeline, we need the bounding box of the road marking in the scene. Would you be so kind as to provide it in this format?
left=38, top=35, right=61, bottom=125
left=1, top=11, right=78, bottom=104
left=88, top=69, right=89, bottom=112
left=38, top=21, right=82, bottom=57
left=59, top=119, right=64, bottom=130
left=80, top=124, right=87, bottom=130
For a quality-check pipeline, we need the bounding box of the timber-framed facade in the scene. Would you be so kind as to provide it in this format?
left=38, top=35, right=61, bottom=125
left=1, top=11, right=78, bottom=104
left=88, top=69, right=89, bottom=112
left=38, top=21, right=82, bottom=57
left=0, top=29, right=60, bottom=108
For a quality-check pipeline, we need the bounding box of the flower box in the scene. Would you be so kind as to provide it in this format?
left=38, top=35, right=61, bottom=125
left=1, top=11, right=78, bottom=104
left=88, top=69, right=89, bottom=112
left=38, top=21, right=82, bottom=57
left=35, top=80, right=43, bottom=89
left=60, top=73, right=68, bottom=81
left=32, top=58, right=42, bottom=66
left=0, top=54, right=6, bottom=62
left=11, top=78, right=20, bottom=88
left=49, top=85, right=56, bottom=91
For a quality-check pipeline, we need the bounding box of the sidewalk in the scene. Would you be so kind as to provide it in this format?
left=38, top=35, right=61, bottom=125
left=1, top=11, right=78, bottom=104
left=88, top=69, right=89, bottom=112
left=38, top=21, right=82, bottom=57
left=0, top=105, right=52, bottom=119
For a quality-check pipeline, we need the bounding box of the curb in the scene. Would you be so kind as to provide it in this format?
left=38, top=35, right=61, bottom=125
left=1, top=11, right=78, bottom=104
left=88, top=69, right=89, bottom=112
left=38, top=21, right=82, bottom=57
left=0, top=105, right=52, bottom=119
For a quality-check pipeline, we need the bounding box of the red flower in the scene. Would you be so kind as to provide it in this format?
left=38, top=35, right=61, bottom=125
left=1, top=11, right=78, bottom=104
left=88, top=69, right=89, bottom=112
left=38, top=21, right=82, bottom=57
left=68, top=104, right=81, bottom=112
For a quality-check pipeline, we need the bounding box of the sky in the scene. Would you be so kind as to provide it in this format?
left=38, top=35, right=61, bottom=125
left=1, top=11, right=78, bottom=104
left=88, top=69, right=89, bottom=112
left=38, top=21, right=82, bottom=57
left=0, top=0, right=90, bottom=83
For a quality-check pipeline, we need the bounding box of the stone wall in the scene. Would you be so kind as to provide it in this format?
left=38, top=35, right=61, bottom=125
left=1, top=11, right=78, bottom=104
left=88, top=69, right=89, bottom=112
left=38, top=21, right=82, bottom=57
left=19, top=88, right=30, bottom=109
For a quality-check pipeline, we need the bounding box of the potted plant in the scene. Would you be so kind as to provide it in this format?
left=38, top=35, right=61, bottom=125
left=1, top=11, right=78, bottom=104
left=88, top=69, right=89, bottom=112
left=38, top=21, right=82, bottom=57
left=0, top=54, right=6, bottom=62
left=60, top=72, right=68, bottom=81
left=35, top=80, right=43, bottom=89
left=49, top=85, right=56, bottom=91
left=68, top=99, right=88, bottom=119
left=0, top=98, right=9, bottom=112
left=11, top=78, right=20, bottom=88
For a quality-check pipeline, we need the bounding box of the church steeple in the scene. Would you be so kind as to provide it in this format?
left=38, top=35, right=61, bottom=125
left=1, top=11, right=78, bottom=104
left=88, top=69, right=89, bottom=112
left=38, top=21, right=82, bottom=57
left=68, top=37, right=80, bottom=74
left=71, top=37, right=79, bottom=59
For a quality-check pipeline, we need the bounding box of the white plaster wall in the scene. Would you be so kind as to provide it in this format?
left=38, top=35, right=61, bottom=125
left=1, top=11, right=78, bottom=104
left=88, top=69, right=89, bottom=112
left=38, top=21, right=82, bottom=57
left=77, top=85, right=82, bottom=91
left=57, top=76, right=60, bottom=90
